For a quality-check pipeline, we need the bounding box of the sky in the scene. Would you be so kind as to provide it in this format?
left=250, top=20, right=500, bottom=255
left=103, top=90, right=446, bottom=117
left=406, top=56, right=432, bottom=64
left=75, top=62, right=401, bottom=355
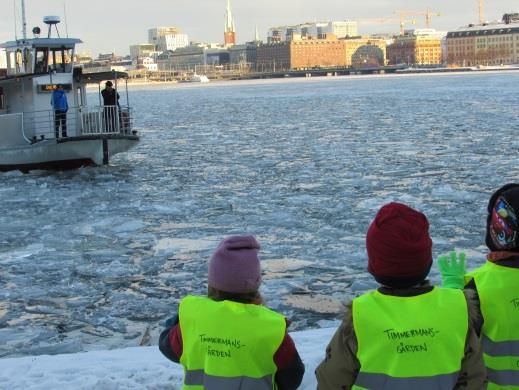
left=1, top=0, right=518, bottom=56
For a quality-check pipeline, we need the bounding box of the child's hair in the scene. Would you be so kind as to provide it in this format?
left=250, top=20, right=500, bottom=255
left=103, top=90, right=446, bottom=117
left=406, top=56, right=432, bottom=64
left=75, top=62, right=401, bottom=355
left=208, top=286, right=260, bottom=304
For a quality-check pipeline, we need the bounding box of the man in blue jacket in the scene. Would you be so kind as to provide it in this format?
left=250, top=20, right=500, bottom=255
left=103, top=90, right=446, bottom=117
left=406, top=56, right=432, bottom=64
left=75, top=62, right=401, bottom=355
left=51, top=84, right=68, bottom=138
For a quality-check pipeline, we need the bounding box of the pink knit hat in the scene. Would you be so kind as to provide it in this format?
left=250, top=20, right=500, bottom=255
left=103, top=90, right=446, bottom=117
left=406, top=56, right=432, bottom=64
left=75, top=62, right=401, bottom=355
left=208, top=235, right=262, bottom=294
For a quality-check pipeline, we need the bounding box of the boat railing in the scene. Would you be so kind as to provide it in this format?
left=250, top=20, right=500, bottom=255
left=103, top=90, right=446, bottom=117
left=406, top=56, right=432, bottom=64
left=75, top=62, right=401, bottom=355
left=21, top=106, right=133, bottom=142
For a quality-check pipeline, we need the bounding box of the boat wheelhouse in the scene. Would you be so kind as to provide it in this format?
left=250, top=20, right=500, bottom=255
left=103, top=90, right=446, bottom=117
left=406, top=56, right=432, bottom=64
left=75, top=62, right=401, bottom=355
left=0, top=15, right=139, bottom=172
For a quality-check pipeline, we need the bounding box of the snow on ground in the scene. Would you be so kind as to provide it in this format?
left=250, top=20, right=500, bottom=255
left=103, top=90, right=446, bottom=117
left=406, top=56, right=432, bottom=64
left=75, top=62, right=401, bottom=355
left=0, top=327, right=334, bottom=390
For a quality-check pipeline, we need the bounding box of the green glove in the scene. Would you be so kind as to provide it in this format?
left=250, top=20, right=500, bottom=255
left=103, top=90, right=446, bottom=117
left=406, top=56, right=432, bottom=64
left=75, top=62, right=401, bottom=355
left=437, top=251, right=466, bottom=289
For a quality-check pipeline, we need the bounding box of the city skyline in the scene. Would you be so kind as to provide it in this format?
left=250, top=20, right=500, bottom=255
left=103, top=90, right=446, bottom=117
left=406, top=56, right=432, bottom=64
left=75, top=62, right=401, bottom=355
left=0, top=0, right=518, bottom=55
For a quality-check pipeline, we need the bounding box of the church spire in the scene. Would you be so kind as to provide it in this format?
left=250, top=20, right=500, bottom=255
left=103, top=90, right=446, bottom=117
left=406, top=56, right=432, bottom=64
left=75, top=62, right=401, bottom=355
left=224, top=0, right=236, bottom=46
left=225, top=0, right=235, bottom=33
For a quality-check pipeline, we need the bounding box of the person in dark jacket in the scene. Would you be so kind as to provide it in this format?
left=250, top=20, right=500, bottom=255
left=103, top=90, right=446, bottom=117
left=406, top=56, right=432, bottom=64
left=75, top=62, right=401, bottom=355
left=439, top=183, right=519, bottom=388
left=101, top=81, right=120, bottom=132
left=159, top=235, right=305, bottom=389
left=51, top=84, right=68, bottom=138
left=316, top=202, right=486, bottom=389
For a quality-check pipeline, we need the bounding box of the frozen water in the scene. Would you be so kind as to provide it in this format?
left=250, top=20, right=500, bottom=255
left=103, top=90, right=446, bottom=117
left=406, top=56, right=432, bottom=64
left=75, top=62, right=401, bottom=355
left=1, top=73, right=518, bottom=357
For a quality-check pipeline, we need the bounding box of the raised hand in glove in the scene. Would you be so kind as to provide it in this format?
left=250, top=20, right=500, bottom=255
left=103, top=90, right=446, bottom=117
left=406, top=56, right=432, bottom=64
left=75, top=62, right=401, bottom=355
left=437, top=251, right=466, bottom=289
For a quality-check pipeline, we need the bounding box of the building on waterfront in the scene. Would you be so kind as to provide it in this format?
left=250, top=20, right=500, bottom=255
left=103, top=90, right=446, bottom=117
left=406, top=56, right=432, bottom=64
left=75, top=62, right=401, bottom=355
left=138, top=57, right=158, bottom=72
left=256, top=35, right=387, bottom=71
left=148, top=27, right=189, bottom=52
left=224, top=0, right=236, bottom=46
left=446, top=15, right=519, bottom=66
left=268, top=21, right=358, bottom=43
left=257, top=37, right=348, bottom=71
left=129, top=44, right=158, bottom=60
left=387, top=29, right=446, bottom=66
left=344, top=37, right=387, bottom=67
left=148, top=27, right=180, bottom=44
left=74, top=52, right=93, bottom=64
left=229, top=42, right=261, bottom=67
left=98, top=53, right=117, bottom=62
left=157, top=44, right=230, bottom=71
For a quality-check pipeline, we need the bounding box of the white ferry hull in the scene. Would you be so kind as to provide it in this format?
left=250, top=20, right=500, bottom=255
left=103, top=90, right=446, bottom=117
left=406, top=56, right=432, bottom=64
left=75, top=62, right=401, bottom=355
left=0, top=134, right=139, bottom=172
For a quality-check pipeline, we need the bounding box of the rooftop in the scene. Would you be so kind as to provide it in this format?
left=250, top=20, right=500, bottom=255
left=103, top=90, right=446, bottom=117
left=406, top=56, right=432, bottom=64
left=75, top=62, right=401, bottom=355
left=448, top=21, right=519, bottom=38
left=0, top=38, right=82, bottom=49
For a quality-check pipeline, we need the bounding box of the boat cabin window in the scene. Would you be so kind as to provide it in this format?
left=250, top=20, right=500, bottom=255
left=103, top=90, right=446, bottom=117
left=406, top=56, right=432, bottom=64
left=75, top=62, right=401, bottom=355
left=34, top=48, right=49, bottom=73
left=5, top=48, right=32, bottom=75
left=35, top=47, right=73, bottom=74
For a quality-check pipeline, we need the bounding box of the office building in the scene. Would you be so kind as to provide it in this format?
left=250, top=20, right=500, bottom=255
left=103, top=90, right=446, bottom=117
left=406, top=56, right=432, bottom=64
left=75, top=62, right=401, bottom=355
left=344, top=38, right=387, bottom=67
left=157, top=44, right=230, bottom=70
left=148, top=27, right=189, bottom=52
left=387, top=29, right=445, bottom=65
left=130, top=44, right=157, bottom=60
left=229, top=41, right=261, bottom=66
left=446, top=15, right=519, bottom=66
left=268, top=21, right=358, bottom=43
left=257, top=37, right=348, bottom=71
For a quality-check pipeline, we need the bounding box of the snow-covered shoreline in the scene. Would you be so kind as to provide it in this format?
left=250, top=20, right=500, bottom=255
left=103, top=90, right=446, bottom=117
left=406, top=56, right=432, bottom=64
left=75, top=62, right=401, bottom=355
left=0, top=327, right=335, bottom=389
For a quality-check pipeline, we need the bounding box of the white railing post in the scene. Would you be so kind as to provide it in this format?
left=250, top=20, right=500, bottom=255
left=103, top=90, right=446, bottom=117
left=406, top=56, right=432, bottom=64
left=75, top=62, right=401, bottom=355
left=20, top=112, right=31, bottom=143
left=50, top=110, right=54, bottom=139
left=116, top=106, right=120, bottom=134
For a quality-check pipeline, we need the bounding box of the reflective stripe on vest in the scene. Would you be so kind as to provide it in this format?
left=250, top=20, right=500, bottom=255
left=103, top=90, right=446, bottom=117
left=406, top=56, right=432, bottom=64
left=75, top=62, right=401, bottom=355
left=487, top=368, right=519, bottom=387
left=469, top=261, right=519, bottom=388
left=352, top=287, right=468, bottom=390
left=354, top=371, right=459, bottom=390
left=185, top=369, right=273, bottom=389
left=483, top=334, right=519, bottom=357
left=179, top=295, right=286, bottom=390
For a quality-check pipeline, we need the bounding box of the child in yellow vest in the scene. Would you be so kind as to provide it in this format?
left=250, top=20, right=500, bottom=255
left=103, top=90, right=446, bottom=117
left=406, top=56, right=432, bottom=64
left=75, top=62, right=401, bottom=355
left=159, top=235, right=305, bottom=389
left=439, top=183, right=519, bottom=389
left=316, top=202, right=486, bottom=389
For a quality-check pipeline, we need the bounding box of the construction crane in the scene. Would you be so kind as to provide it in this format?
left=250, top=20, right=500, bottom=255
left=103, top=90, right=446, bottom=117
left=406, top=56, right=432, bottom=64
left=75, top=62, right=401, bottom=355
left=357, top=18, right=417, bottom=35
left=479, top=0, right=485, bottom=23
left=395, top=8, right=441, bottom=29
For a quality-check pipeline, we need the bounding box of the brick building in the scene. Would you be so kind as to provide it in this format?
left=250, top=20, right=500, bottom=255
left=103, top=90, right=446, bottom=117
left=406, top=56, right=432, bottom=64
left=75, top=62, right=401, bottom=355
left=387, top=29, right=445, bottom=65
left=257, top=38, right=347, bottom=71
left=344, top=38, right=387, bottom=67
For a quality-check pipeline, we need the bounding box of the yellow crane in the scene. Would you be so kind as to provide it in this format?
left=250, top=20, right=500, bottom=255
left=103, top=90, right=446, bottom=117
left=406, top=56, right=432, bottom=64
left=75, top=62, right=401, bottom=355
left=395, top=8, right=441, bottom=29
left=479, top=0, right=485, bottom=23
left=357, top=18, right=417, bottom=35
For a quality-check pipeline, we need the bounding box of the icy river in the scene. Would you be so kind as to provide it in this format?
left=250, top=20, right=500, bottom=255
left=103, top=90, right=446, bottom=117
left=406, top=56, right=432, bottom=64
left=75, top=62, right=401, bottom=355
left=1, top=72, right=518, bottom=357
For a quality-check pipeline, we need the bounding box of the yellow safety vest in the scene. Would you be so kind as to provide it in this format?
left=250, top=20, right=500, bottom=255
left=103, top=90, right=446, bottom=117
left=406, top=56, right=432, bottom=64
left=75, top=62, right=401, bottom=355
left=467, top=261, right=519, bottom=389
left=178, top=295, right=286, bottom=390
left=352, top=287, right=468, bottom=390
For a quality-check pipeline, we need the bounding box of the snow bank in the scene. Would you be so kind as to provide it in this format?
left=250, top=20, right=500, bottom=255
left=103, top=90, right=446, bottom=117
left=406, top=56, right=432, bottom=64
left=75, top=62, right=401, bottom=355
left=0, top=327, right=335, bottom=390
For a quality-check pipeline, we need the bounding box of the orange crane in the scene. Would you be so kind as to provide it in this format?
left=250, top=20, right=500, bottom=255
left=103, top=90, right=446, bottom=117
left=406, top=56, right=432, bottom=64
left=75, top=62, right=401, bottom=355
left=357, top=18, right=417, bottom=35
left=395, top=8, right=441, bottom=29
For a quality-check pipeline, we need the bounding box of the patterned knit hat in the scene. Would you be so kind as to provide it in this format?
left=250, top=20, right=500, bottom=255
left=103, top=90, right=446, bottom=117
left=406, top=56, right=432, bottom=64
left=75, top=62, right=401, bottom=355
left=486, top=184, right=519, bottom=252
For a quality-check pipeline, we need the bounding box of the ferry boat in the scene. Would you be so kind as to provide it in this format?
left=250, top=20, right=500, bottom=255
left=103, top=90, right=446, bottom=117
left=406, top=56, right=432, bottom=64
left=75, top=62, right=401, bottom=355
left=0, top=10, right=139, bottom=173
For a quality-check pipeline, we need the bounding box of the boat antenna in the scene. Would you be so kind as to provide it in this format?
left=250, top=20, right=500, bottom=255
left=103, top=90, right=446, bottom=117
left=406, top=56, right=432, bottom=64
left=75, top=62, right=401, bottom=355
left=21, top=0, right=27, bottom=41
left=13, top=0, right=19, bottom=41
left=63, top=3, right=69, bottom=38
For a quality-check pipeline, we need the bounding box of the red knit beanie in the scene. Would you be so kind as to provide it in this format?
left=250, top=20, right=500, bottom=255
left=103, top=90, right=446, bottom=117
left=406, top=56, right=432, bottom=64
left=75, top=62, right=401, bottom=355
left=366, top=202, right=433, bottom=288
